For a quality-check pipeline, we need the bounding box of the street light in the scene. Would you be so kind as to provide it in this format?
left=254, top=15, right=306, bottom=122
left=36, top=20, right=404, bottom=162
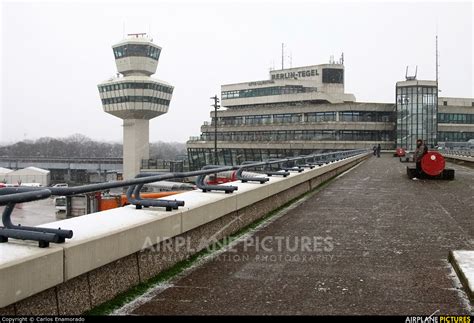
left=210, top=95, right=220, bottom=165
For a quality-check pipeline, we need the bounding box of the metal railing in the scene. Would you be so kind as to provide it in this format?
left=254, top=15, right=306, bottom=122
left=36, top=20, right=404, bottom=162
left=440, top=149, right=473, bottom=158
left=141, top=159, right=187, bottom=172
left=0, top=149, right=368, bottom=248
left=187, top=136, right=202, bottom=142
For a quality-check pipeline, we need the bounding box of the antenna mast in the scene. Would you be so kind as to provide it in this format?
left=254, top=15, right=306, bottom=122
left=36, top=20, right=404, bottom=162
left=436, top=33, right=439, bottom=86
left=405, top=66, right=417, bottom=81
left=281, top=43, right=285, bottom=70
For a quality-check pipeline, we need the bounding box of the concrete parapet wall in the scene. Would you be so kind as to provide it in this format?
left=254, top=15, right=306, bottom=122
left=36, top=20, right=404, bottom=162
left=443, top=154, right=473, bottom=163
left=442, top=154, right=474, bottom=168
left=0, top=153, right=369, bottom=315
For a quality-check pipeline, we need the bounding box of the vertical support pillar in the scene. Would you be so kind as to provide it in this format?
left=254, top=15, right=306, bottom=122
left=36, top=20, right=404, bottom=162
left=123, top=119, right=150, bottom=180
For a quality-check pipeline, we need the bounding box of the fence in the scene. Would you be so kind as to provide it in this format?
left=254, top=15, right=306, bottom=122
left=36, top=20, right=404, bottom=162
left=0, top=149, right=367, bottom=248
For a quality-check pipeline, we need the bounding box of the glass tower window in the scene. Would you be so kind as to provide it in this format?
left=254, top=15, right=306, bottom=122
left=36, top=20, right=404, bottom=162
left=101, top=96, right=171, bottom=106
left=113, top=44, right=161, bottom=61
left=396, top=85, right=438, bottom=150
left=98, top=82, right=173, bottom=94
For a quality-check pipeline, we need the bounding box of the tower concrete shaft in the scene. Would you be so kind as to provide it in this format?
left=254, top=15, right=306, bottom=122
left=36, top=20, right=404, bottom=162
left=123, top=119, right=149, bottom=180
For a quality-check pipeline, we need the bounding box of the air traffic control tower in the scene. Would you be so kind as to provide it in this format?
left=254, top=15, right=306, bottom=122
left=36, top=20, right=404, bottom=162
left=98, top=33, right=174, bottom=179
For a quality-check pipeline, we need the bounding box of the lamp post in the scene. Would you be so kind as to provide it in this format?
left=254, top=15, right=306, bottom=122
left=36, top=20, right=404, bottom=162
left=210, top=95, right=220, bottom=165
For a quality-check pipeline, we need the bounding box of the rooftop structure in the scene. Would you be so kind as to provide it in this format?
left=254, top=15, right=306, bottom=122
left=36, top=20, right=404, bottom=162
left=187, top=61, right=394, bottom=170
left=396, top=80, right=438, bottom=150
left=187, top=60, right=474, bottom=169
left=221, top=63, right=355, bottom=108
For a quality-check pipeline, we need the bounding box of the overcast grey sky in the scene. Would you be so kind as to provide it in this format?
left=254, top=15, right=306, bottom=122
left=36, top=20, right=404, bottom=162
left=0, top=0, right=472, bottom=144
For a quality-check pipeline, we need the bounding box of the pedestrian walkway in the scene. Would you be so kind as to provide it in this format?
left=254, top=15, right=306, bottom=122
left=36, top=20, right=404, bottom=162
left=130, top=155, right=473, bottom=315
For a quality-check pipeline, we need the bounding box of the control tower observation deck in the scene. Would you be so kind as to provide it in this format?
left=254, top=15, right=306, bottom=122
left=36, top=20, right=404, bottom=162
left=98, top=33, right=174, bottom=179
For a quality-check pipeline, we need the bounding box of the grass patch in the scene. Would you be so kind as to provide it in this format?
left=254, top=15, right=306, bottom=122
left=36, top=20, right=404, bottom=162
left=86, top=162, right=357, bottom=315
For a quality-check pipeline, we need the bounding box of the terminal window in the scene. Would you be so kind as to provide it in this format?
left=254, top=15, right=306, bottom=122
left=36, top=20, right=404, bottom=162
left=322, top=68, right=344, bottom=84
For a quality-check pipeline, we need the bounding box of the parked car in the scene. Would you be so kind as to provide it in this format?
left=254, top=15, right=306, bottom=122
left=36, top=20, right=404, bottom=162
left=52, top=183, right=68, bottom=188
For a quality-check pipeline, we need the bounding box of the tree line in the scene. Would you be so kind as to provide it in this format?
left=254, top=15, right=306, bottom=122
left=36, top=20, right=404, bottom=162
left=0, top=134, right=187, bottom=160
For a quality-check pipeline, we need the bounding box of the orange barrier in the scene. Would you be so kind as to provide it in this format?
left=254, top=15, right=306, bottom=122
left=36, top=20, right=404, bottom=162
left=99, top=196, right=122, bottom=211
left=98, top=191, right=180, bottom=211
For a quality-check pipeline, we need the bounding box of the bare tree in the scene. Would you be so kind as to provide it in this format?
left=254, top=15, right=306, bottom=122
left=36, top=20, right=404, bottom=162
left=0, top=135, right=185, bottom=160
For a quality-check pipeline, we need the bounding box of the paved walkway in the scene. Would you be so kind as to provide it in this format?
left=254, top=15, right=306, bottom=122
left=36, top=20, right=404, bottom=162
left=132, top=155, right=473, bottom=315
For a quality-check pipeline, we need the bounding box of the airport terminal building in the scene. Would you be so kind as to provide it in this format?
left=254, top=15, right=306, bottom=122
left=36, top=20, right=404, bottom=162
left=187, top=62, right=474, bottom=170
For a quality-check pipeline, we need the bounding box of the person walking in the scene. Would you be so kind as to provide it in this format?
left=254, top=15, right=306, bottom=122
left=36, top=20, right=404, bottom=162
left=376, top=144, right=381, bottom=158
left=373, top=145, right=377, bottom=156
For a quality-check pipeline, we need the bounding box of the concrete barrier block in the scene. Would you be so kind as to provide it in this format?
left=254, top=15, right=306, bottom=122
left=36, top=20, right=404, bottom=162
left=1, top=152, right=371, bottom=313
left=299, top=165, right=330, bottom=183
left=137, top=210, right=240, bottom=282
left=213, top=211, right=244, bottom=240
left=234, top=181, right=271, bottom=210
left=14, top=287, right=58, bottom=316
left=449, top=250, right=474, bottom=301
left=180, top=190, right=237, bottom=233
left=266, top=171, right=306, bottom=196
left=0, top=304, right=15, bottom=315
left=236, top=196, right=276, bottom=228
left=309, top=175, right=324, bottom=189
left=39, top=206, right=181, bottom=280
left=0, top=241, right=63, bottom=308
left=137, top=240, right=185, bottom=282
left=88, top=254, right=140, bottom=307
left=57, top=274, right=91, bottom=315
left=276, top=182, right=311, bottom=204
left=183, top=211, right=241, bottom=253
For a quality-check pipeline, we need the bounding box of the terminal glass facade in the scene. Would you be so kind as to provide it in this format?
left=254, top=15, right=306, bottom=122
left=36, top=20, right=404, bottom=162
left=221, top=86, right=317, bottom=100
left=188, top=63, right=473, bottom=171
left=396, top=85, right=437, bottom=150
left=211, top=111, right=393, bottom=126
left=200, top=130, right=393, bottom=142
left=438, top=113, right=474, bottom=124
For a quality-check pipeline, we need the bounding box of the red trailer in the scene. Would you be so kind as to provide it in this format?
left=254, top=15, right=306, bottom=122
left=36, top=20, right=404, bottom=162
left=406, top=151, right=454, bottom=180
